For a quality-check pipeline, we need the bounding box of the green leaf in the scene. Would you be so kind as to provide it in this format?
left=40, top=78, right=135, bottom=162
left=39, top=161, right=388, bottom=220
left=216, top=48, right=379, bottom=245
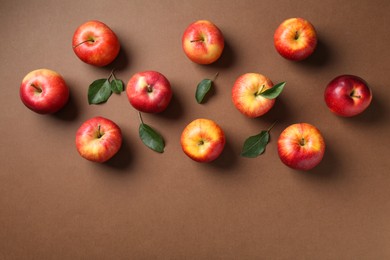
left=139, top=123, right=165, bottom=153
left=259, top=82, right=286, bottom=99
left=241, top=130, right=270, bottom=158
left=195, top=79, right=212, bottom=103
left=88, top=79, right=112, bottom=104
left=110, top=79, right=124, bottom=94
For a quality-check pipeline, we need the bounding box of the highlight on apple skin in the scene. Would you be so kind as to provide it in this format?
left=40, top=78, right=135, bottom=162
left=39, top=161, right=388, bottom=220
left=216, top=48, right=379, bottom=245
left=182, top=20, right=225, bottom=65
left=72, top=20, right=120, bottom=67
left=324, top=74, right=372, bottom=117
left=274, top=17, right=317, bottom=61
left=20, top=68, right=69, bottom=114
left=180, top=118, right=226, bottom=163
left=75, top=116, right=122, bottom=163
left=277, top=123, right=325, bottom=171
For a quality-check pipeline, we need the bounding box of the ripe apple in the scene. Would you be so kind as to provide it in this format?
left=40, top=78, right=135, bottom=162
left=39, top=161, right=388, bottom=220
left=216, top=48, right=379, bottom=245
left=75, top=116, right=122, bottom=163
left=72, top=20, right=120, bottom=67
left=274, top=17, right=317, bottom=61
left=324, top=75, right=372, bottom=117
left=126, top=71, right=172, bottom=113
left=182, top=20, right=224, bottom=64
left=277, top=123, right=325, bottom=171
left=19, top=69, right=69, bottom=114
left=181, top=118, right=225, bottom=163
left=232, top=73, right=275, bottom=118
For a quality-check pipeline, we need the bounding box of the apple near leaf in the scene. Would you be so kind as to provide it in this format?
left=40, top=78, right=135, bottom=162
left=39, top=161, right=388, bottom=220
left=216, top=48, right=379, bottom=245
left=72, top=20, right=120, bottom=67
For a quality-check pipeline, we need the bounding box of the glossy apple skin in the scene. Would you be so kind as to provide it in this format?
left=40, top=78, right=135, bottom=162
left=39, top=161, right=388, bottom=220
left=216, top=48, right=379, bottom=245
left=72, top=20, right=120, bottom=67
left=126, top=71, right=172, bottom=113
left=232, top=73, right=275, bottom=118
left=76, top=117, right=122, bottom=163
left=274, top=18, right=317, bottom=61
left=324, top=75, right=372, bottom=117
left=20, top=69, right=69, bottom=114
left=182, top=20, right=224, bottom=64
left=278, top=123, right=325, bottom=171
left=181, top=118, right=225, bottom=163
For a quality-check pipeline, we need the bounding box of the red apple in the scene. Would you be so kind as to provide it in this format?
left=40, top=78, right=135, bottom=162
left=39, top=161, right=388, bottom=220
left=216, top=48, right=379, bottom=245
left=181, top=118, right=225, bottom=163
left=182, top=20, right=224, bottom=64
left=72, top=20, right=120, bottom=67
left=274, top=17, right=317, bottom=61
left=277, top=123, right=325, bottom=171
left=126, top=71, right=172, bottom=113
left=232, top=73, right=275, bottom=118
left=324, top=75, right=372, bottom=117
left=20, top=69, right=69, bottom=114
left=75, top=116, right=122, bottom=163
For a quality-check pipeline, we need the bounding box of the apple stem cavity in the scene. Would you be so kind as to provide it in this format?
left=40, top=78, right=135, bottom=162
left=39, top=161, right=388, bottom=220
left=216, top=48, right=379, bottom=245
left=294, top=31, right=299, bottom=40
left=30, top=83, right=42, bottom=93
left=72, top=39, right=95, bottom=48
left=299, top=137, right=306, bottom=146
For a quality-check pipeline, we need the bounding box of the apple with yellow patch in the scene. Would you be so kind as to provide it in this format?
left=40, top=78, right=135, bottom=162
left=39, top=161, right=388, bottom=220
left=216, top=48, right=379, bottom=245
left=181, top=118, right=225, bottom=162
left=277, top=123, right=325, bottom=171
left=182, top=20, right=224, bottom=64
left=232, top=73, right=277, bottom=118
left=274, top=18, right=317, bottom=61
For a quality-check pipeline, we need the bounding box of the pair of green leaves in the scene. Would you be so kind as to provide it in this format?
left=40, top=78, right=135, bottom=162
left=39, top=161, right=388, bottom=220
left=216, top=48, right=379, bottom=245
left=138, top=113, right=165, bottom=153
left=88, top=71, right=124, bottom=104
left=241, top=82, right=286, bottom=158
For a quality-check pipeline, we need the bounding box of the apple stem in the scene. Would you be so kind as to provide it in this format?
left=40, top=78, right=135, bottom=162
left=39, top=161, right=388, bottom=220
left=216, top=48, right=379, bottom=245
left=255, top=85, right=265, bottom=96
left=30, top=83, right=42, bottom=93
left=299, top=138, right=305, bottom=146
left=267, top=121, right=277, bottom=132
left=294, top=31, right=299, bottom=40
left=350, top=90, right=361, bottom=98
left=190, top=39, right=204, bottom=43
left=72, top=39, right=95, bottom=48
left=97, top=124, right=103, bottom=138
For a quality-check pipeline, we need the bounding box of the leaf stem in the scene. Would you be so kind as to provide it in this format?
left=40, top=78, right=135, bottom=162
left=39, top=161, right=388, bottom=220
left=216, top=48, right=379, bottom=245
left=267, top=121, right=277, bottom=132
left=212, top=72, right=219, bottom=82
left=138, top=111, right=144, bottom=125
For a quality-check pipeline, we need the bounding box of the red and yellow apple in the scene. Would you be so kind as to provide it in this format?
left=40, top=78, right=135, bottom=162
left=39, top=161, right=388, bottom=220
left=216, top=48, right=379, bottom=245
left=75, top=116, right=122, bottom=163
left=274, top=18, right=317, bottom=61
left=20, top=69, right=69, bottom=114
left=277, top=123, right=325, bottom=171
left=72, top=20, right=120, bottom=67
left=324, top=75, right=372, bottom=117
left=181, top=118, right=225, bottom=163
left=126, top=71, right=172, bottom=113
left=232, top=73, right=275, bottom=118
left=182, top=20, right=224, bottom=64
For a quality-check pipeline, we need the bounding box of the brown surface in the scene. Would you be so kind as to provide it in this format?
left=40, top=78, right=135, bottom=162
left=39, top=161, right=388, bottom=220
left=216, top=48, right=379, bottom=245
left=1, top=0, right=390, bottom=259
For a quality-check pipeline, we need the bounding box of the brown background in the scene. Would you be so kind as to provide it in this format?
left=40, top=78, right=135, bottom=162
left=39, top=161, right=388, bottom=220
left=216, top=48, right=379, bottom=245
left=1, top=0, right=390, bottom=259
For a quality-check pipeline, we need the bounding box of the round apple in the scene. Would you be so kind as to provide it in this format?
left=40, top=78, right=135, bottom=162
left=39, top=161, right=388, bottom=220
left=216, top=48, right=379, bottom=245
left=277, top=123, right=325, bottom=171
left=126, top=71, right=172, bottom=113
left=75, top=116, right=122, bottom=163
left=182, top=20, right=224, bottom=65
left=324, top=75, right=372, bottom=117
left=274, top=17, right=317, bottom=61
left=72, top=20, right=120, bottom=67
left=20, top=69, right=69, bottom=114
left=232, top=73, right=276, bottom=118
left=181, top=118, right=225, bottom=163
